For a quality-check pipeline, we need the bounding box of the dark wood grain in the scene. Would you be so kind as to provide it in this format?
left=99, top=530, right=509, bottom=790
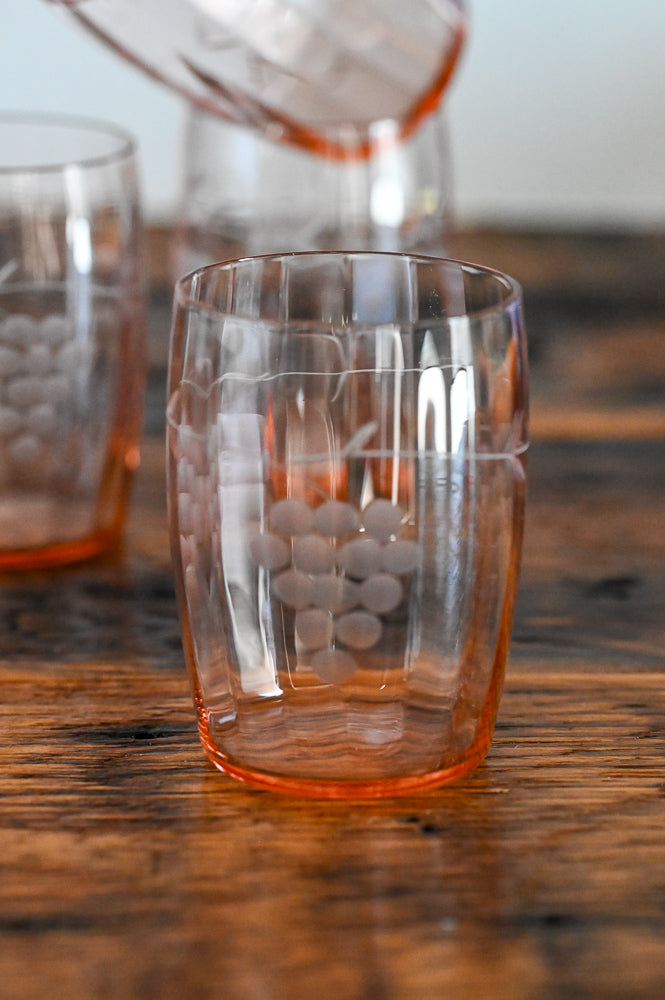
left=1, top=229, right=665, bottom=1000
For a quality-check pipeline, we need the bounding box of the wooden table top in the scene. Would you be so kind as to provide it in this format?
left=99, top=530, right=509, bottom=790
left=2, top=229, right=665, bottom=1000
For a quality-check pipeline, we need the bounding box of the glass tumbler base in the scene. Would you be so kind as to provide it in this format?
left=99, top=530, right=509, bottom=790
left=196, top=704, right=497, bottom=799
left=199, top=735, right=493, bottom=799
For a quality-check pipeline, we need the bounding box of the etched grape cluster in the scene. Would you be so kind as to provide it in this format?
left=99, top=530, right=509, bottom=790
left=248, top=496, right=419, bottom=684
left=0, top=312, right=84, bottom=475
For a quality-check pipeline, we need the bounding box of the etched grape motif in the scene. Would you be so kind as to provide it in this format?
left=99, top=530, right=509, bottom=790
left=0, top=312, right=86, bottom=476
left=249, top=496, right=419, bottom=684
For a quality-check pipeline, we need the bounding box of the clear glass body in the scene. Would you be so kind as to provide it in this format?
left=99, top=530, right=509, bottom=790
left=172, top=105, right=455, bottom=280
left=0, top=113, right=146, bottom=569
left=167, top=252, right=528, bottom=797
left=45, top=0, right=467, bottom=158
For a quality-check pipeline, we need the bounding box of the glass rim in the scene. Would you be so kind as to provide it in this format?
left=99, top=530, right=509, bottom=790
left=174, top=251, right=522, bottom=322
left=0, top=110, right=137, bottom=174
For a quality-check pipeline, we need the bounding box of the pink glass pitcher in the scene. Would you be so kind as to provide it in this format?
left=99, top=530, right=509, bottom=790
left=44, top=0, right=467, bottom=158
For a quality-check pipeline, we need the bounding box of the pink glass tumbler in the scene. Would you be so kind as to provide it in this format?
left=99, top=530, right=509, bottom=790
left=167, top=251, right=528, bottom=797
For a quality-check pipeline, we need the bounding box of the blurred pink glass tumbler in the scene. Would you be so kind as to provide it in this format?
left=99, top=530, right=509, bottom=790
left=167, top=252, right=528, bottom=797
left=0, top=114, right=146, bottom=568
left=172, top=102, right=455, bottom=278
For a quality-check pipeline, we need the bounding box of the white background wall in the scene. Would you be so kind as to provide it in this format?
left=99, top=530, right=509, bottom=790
left=5, top=1, right=665, bottom=228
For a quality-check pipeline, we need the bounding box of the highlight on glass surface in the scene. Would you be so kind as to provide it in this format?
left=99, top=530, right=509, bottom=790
left=167, top=252, right=528, bottom=797
left=0, top=113, right=146, bottom=569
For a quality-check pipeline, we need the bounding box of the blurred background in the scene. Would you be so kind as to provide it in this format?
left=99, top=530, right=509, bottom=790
left=6, top=0, right=665, bottom=231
